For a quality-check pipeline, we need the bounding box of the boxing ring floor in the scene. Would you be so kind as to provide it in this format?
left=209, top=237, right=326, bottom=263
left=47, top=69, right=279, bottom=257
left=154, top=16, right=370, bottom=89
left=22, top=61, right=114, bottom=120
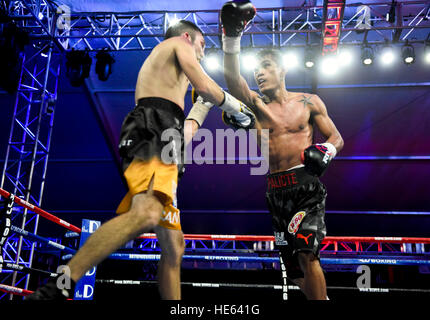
left=1, top=187, right=430, bottom=302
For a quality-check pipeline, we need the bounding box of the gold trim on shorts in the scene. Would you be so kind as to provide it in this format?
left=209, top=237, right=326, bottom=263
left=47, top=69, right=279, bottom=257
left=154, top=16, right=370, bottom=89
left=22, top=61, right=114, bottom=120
left=116, top=157, right=181, bottom=230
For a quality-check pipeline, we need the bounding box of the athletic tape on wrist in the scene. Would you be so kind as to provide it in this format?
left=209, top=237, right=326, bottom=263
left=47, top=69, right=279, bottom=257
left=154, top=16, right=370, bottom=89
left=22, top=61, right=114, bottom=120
left=222, top=35, right=241, bottom=54
left=186, top=102, right=211, bottom=127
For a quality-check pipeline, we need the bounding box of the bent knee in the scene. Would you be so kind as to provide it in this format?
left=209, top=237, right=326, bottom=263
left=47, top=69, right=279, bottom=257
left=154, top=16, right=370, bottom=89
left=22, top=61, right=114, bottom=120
left=128, top=194, right=163, bottom=227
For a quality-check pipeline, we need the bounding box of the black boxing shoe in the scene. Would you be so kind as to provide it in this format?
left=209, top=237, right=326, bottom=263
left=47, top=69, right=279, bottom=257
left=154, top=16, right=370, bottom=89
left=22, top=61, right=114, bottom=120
left=25, top=277, right=75, bottom=301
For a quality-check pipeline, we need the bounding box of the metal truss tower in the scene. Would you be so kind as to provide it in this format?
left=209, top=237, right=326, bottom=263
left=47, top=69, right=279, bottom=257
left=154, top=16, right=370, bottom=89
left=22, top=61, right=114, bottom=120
left=0, top=0, right=61, bottom=299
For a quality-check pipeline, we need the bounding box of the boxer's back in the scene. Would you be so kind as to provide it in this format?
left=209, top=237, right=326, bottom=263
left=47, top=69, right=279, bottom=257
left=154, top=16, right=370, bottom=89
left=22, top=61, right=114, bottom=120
left=135, top=37, right=189, bottom=110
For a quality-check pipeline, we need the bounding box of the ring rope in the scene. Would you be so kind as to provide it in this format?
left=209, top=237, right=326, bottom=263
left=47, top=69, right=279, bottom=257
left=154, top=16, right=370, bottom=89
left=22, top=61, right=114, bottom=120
left=96, top=279, right=430, bottom=294
left=139, top=233, right=430, bottom=244
left=0, top=187, right=81, bottom=233
left=0, top=262, right=58, bottom=278
left=10, top=224, right=76, bottom=254
left=59, top=253, right=430, bottom=266
left=2, top=187, right=429, bottom=245
left=3, top=186, right=429, bottom=245
left=0, top=283, right=33, bottom=296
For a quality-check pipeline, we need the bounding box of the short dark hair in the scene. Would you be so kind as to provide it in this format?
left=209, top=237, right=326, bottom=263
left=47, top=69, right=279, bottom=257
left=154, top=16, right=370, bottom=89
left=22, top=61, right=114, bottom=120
left=165, top=20, right=203, bottom=41
left=256, top=48, right=283, bottom=68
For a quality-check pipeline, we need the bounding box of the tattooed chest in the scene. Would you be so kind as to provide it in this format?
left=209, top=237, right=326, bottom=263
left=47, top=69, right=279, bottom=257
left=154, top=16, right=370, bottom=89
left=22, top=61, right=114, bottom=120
left=261, top=97, right=312, bottom=134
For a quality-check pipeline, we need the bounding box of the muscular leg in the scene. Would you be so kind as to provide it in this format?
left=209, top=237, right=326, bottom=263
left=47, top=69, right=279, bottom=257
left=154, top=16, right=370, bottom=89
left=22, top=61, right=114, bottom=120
left=154, top=225, right=185, bottom=300
left=68, top=177, right=164, bottom=282
left=297, top=252, right=327, bottom=300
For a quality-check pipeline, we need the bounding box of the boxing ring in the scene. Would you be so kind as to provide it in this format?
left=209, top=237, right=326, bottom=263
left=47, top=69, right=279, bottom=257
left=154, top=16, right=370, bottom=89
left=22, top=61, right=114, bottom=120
left=1, top=187, right=430, bottom=300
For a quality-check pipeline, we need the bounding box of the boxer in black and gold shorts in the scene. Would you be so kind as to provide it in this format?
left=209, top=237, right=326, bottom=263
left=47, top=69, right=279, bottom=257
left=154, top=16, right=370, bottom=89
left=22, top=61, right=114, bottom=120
left=117, top=97, right=185, bottom=230
left=266, top=165, right=327, bottom=280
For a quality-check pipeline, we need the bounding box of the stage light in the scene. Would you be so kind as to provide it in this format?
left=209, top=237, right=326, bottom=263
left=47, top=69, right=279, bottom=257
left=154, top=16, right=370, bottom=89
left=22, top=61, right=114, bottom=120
left=338, top=48, right=353, bottom=66
left=242, top=50, right=257, bottom=71
left=205, top=55, right=219, bottom=71
left=168, top=14, right=180, bottom=28
left=425, top=44, right=430, bottom=64
left=66, top=50, right=92, bottom=87
left=380, top=45, right=395, bottom=65
left=304, top=47, right=315, bottom=68
left=320, top=56, right=339, bottom=76
left=361, top=44, right=374, bottom=65
left=95, top=51, right=115, bottom=81
left=204, top=50, right=220, bottom=71
left=401, top=42, right=415, bottom=64
left=282, top=51, right=299, bottom=70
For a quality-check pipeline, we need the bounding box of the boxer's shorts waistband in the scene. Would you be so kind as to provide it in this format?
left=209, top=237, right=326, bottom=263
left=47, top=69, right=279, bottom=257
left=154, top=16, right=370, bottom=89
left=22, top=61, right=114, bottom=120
left=136, top=97, right=185, bottom=122
left=266, top=167, right=318, bottom=192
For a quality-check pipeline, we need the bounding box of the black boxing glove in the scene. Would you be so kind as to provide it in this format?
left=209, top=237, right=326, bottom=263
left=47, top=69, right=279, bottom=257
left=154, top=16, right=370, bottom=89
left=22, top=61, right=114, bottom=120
left=301, top=143, right=337, bottom=177
left=222, top=105, right=256, bottom=130
left=221, top=1, right=256, bottom=54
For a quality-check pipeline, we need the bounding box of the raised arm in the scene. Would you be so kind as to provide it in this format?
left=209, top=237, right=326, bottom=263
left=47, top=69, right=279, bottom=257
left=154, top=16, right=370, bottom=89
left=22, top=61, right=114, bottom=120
left=221, top=1, right=259, bottom=108
left=174, top=36, right=256, bottom=130
left=223, top=54, right=258, bottom=108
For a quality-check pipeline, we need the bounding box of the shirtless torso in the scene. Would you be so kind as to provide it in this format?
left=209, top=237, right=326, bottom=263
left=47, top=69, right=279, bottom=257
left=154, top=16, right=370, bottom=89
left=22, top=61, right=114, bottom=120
left=252, top=92, right=316, bottom=173
left=135, top=37, right=192, bottom=110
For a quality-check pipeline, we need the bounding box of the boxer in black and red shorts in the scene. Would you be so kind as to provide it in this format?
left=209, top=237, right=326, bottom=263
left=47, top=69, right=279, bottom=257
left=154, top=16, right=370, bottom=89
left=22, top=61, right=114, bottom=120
left=266, top=166, right=327, bottom=281
left=220, top=1, right=344, bottom=300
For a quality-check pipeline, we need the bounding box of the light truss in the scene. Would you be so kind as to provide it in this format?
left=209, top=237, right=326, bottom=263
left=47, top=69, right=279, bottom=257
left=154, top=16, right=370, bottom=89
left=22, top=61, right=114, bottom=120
left=5, top=1, right=429, bottom=52
left=0, top=0, right=62, bottom=298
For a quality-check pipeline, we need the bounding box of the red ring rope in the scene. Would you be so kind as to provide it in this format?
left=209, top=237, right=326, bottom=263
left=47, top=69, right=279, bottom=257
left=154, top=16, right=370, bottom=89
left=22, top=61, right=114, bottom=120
left=0, top=284, right=33, bottom=296
left=138, top=233, right=430, bottom=244
left=0, top=187, right=81, bottom=233
left=2, top=187, right=429, bottom=244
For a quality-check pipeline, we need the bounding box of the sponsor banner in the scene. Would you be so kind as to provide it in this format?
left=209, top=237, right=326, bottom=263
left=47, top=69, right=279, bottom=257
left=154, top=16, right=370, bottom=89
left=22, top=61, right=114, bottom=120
left=74, top=219, right=100, bottom=300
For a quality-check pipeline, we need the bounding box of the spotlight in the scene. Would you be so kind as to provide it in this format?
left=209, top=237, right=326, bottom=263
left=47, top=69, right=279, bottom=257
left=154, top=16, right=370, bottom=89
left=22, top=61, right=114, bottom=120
left=304, top=47, right=315, bottom=68
left=66, top=50, right=92, bottom=87
left=242, top=50, right=257, bottom=71
left=380, top=45, right=395, bottom=65
left=361, top=44, right=374, bottom=65
left=425, top=44, right=430, bottom=64
left=320, top=56, right=339, bottom=76
left=338, top=48, right=353, bottom=66
left=204, top=49, right=220, bottom=71
left=168, top=14, right=180, bottom=28
left=96, top=51, right=115, bottom=81
left=401, top=42, right=415, bottom=64
left=282, top=51, right=299, bottom=70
